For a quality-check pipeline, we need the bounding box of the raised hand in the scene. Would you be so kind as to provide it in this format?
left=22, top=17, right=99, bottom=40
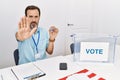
left=16, top=17, right=37, bottom=41
left=49, top=26, right=59, bottom=41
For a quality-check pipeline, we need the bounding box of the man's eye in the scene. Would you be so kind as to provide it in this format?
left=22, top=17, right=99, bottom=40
left=35, top=16, right=38, bottom=18
left=29, top=16, right=33, bottom=18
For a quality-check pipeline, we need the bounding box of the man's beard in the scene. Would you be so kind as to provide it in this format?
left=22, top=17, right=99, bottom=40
left=30, top=22, right=38, bottom=29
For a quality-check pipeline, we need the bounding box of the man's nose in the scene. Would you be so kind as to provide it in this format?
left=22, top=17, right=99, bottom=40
left=31, top=17, right=36, bottom=21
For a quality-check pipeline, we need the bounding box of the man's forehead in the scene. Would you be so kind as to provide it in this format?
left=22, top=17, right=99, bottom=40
left=27, top=9, right=39, bottom=15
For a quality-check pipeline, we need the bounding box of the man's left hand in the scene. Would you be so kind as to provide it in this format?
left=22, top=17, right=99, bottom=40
left=49, top=26, right=59, bottom=42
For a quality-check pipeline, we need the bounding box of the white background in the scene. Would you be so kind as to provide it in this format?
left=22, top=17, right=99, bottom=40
left=0, top=0, right=120, bottom=68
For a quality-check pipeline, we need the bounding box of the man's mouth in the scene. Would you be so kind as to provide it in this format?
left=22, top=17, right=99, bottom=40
left=30, top=22, right=37, bottom=29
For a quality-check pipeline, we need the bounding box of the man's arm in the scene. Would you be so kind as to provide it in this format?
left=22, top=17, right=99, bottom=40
left=46, top=26, right=59, bottom=54
left=46, top=39, right=55, bottom=54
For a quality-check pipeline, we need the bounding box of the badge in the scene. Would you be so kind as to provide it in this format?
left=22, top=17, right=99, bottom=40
left=35, top=53, right=41, bottom=60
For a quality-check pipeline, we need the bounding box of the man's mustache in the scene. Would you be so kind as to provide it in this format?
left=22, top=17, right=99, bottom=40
left=30, top=22, right=38, bottom=26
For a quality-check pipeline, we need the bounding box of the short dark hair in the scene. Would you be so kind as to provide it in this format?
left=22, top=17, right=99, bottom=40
left=25, top=5, right=41, bottom=16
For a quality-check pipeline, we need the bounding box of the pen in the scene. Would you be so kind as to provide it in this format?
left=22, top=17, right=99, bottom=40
left=24, top=73, right=46, bottom=80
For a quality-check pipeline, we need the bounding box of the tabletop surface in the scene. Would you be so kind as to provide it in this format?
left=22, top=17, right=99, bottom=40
left=0, top=45, right=120, bottom=80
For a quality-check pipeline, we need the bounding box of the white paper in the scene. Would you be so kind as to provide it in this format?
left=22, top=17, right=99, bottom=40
left=80, top=42, right=109, bottom=62
left=0, top=69, right=18, bottom=80
left=11, top=63, right=45, bottom=80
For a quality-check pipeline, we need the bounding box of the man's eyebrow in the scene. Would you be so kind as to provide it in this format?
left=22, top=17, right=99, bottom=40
left=35, top=16, right=39, bottom=17
left=29, top=15, right=33, bottom=17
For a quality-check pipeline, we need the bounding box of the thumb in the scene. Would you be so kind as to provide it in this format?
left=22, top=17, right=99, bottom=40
left=29, top=27, right=37, bottom=36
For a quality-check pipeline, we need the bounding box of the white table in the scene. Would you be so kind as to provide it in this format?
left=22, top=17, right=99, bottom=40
left=33, top=56, right=81, bottom=80
left=0, top=45, right=120, bottom=80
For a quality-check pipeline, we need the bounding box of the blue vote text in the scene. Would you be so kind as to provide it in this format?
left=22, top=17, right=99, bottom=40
left=86, top=49, right=103, bottom=54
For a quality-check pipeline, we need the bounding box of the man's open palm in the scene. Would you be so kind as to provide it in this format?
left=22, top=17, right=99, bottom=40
left=16, top=17, right=37, bottom=41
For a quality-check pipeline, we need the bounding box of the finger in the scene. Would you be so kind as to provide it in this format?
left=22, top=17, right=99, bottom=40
left=21, top=17, right=25, bottom=28
left=49, top=28, right=54, bottom=32
left=25, top=17, right=27, bottom=28
left=26, top=17, right=30, bottom=29
left=50, top=26, right=59, bottom=33
left=50, top=26, right=55, bottom=29
left=19, top=18, right=23, bottom=29
left=18, top=22, right=21, bottom=30
left=23, top=17, right=26, bottom=28
left=19, top=20, right=24, bottom=29
left=29, top=27, right=37, bottom=36
left=49, top=26, right=55, bottom=32
left=55, top=28, right=59, bottom=33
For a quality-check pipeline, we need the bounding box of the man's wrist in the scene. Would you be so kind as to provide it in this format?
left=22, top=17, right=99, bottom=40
left=49, top=39, right=55, bottom=42
left=16, top=32, right=24, bottom=42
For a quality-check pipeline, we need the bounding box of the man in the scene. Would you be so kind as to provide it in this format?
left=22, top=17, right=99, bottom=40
left=15, top=5, right=59, bottom=64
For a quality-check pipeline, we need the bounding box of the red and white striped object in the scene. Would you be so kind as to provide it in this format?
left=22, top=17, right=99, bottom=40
left=59, top=69, right=105, bottom=80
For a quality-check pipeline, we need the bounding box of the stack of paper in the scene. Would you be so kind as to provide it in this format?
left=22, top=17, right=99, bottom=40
left=11, top=63, right=46, bottom=80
